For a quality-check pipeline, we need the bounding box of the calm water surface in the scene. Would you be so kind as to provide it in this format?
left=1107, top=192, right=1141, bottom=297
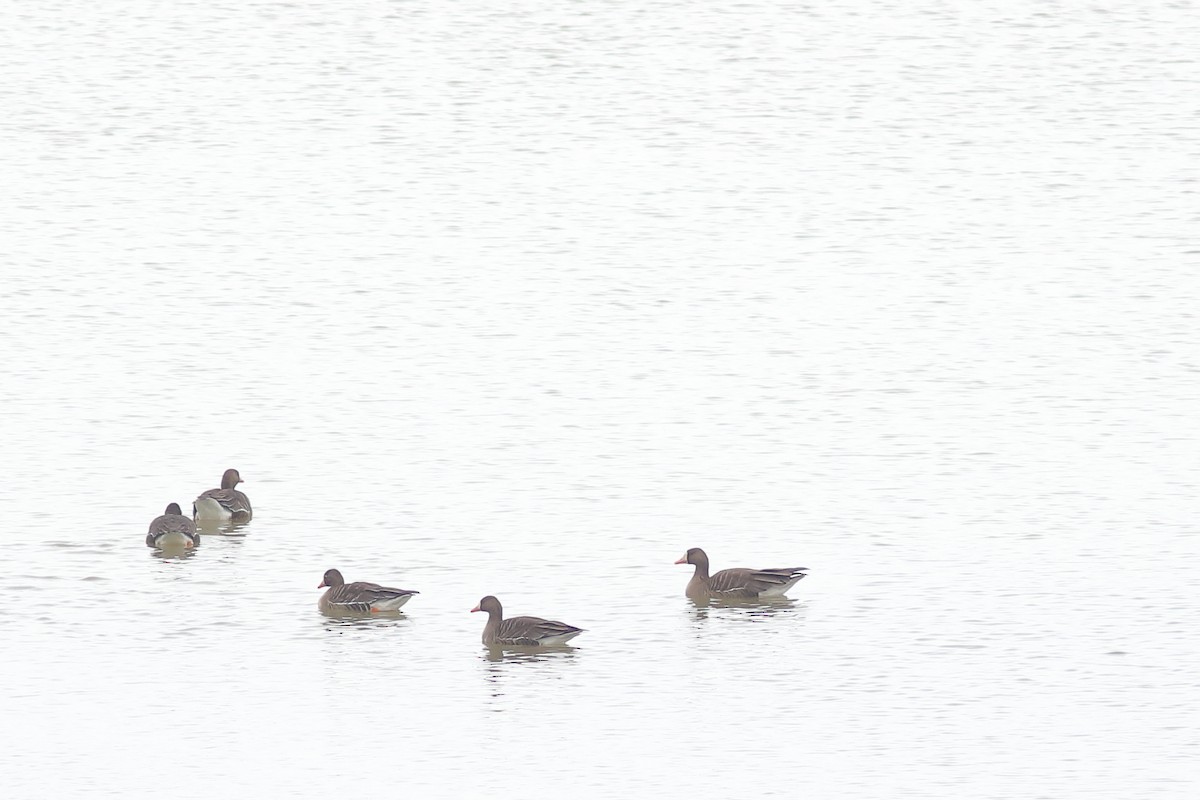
left=1, top=1, right=1198, bottom=798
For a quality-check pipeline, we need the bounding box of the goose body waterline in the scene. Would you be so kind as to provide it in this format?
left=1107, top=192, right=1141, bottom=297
left=317, top=568, right=418, bottom=613
left=470, top=595, right=583, bottom=647
left=675, top=547, right=807, bottom=599
left=146, top=503, right=200, bottom=549
left=193, top=468, right=252, bottom=522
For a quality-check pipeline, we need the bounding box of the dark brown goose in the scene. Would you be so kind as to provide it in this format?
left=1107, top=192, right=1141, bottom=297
left=470, top=595, right=583, bottom=646
left=317, top=568, right=419, bottom=613
left=146, top=503, right=200, bottom=549
left=675, top=547, right=807, bottom=599
left=193, top=468, right=252, bottom=522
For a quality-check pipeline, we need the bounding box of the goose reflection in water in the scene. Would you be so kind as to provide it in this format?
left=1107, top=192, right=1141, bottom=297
left=193, top=518, right=252, bottom=537
left=481, top=644, right=580, bottom=665
left=149, top=546, right=201, bottom=562
left=481, top=645, right=580, bottom=705
left=318, top=611, right=413, bottom=632
left=687, top=595, right=801, bottom=626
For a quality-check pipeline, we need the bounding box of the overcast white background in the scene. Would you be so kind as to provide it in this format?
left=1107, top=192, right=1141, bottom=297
left=1, top=1, right=1197, bottom=798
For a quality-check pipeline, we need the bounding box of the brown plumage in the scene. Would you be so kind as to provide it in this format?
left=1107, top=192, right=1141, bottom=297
left=193, top=468, right=252, bottom=522
left=470, top=595, right=583, bottom=647
left=146, top=503, right=200, bottom=549
left=317, top=568, right=419, bottom=613
left=675, top=547, right=807, bottom=599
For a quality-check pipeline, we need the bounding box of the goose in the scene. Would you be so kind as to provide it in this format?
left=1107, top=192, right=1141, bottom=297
left=470, top=595, right=583, bottom=646
left=675, top=547, right=807, bottom=599
left=317, top=568, right=418, bottom=613
left=193, top=468, right=252, bottom=522
left=146, top=503, right=200, bottom=549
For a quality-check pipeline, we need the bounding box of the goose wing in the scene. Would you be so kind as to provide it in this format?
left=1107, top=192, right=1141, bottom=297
left=194, top=488, right=252, bottom=516
left=707, top=568, right=761, bottom=597
left=708, top=567, right=808, bottom=597
left=146, top=514, right=199, bottom=546
left=496, top=615, right=583, bottom=646
left=746, top=567, right=808, bottom=595
left=327, top=581, right=418, bottom=612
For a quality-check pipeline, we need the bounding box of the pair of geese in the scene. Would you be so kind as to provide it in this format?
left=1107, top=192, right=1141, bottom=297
left=320, top=549, right=809, bottom=647
left=145, top=468, right=250, bottom=549
left=146, top=468, right=809, bottom=647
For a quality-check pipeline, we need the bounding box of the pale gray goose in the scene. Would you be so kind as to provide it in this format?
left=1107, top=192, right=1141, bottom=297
left=193, top=468, right=252, bottom=522
left=470, top=595, right=583, bottom=647
left=146, top=503, right=200, bottom=549
left=317, top=568, right=418, bottom=613
left=675, top=547, right=807, bottom=599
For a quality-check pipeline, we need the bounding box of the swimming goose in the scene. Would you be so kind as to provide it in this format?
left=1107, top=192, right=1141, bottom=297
left=146, top=503, right=200, bottom=549
left=193, top=468, right=252, bottom=522
left=317, top=568, right=418, bottom=613
left=675, top=547, right=807, bottom=599
left=470, top=595, right=583, bottom=646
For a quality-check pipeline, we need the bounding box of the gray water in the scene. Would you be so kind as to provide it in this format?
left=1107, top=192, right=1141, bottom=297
left=1, top=1, right=1198, bottom=797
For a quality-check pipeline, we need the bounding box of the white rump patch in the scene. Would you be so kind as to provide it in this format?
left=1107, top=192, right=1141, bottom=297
left=193, top=497, right=233, bottom=521
left=759, top=576, right=803, bottom=597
